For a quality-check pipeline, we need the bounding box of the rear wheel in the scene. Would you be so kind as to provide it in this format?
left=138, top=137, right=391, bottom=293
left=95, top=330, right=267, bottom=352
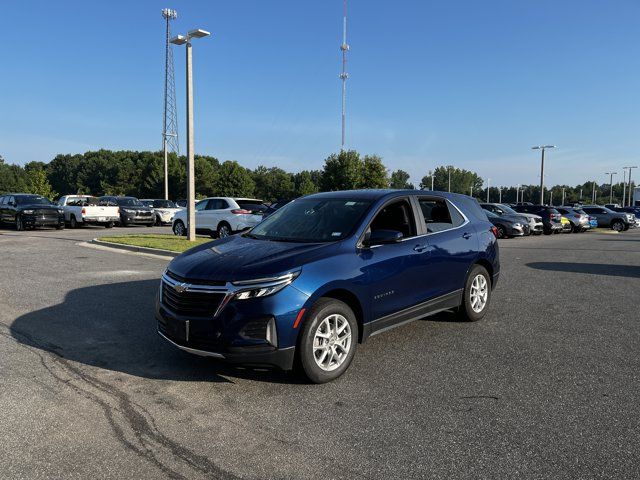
left=105, top=222, right=114, bottom=229
left=496, top=224, right=506, bottom=239
left=217, top=222, right=231, bottom=238
left=296, top=298, right=358, bottom=384
left=69, top=215, right=78, bottom=229
left=457, top=264, right=491, bottom=322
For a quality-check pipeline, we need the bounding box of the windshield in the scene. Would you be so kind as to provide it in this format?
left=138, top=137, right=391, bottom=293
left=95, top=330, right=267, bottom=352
left=497, top=204, right=518, bottom=215
left=16, top=196, right=51, bottom=205
left=247, top=198, right=372, bottom=242
left=116, top=197, right=142, bottom=207
left=152, top=200, right=176, bottom=208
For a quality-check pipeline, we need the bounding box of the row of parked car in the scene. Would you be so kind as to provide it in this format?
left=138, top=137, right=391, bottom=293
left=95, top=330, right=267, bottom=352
left=478, top=202, right=640, bottom=238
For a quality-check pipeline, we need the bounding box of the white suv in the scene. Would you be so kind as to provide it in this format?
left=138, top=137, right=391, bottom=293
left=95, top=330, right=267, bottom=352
left=172, top=197, right=266, bottom=238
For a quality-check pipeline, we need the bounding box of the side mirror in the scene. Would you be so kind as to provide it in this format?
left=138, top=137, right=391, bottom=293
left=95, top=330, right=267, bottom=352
left=363, top=229, right=403, bottom=247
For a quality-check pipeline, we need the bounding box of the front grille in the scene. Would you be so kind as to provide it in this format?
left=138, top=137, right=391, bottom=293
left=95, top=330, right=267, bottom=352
left=34, top=209, right=59, bottom=218
left=166, top=270, right=226, bottom=287
left=161, top=281, right=225, bottom=317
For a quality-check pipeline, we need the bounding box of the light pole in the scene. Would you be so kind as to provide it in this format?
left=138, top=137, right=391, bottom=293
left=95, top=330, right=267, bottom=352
left=549, top=189, right=553, bottom=206
left=605, top=171, right=617, bottom=205
left=561, top=187, right=565, bottom=206
left=592, top=181, right=596, bottom=204
left=447, top=166, right=451, bottom=192
left=486, top=178, right=490, bottom=203
left=470, top=185, right=473, bottom=198
left=498, top=187, right=502, bottom=203
left=532, top=145, right=556, bottom=205
left=170, top=28, right=211, bottom=241
left=623, top=166, right=638, bottom=206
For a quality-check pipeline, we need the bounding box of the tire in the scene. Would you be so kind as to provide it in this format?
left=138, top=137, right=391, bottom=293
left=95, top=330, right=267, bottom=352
left=105, top=222, right=114, bottom=229
left=217, top=222, right=231, bottom=238
left=120, top=218, right=128, bottom=227
left=69, top=215, right=78, bottom=229
left=296, top=298, right=358, bottom=384
left=173, top=220, right=186, bottom=236
left=56, top=224, right=65, bottom=230
left=496, top=224, right=506, bottom=239
left=543, top=228, right=552, bottom=235
left=15, top=215, right=25, bottom=231
left=457, top=264, right=491, bottom=322
left=611, top=220, right=624, bottom=232
left=155, top=215, right=162, bottom=226
left=146, top=222, right=154, bottom=227
left=623, top=224, right=630, bottom=231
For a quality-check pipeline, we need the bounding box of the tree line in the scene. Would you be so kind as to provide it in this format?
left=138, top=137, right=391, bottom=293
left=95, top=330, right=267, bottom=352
left=0, top=151, right=635, bottom=205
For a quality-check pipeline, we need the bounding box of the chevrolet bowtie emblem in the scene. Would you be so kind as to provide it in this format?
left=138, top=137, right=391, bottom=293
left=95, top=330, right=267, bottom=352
left=174, top=282, right=189, bottom=293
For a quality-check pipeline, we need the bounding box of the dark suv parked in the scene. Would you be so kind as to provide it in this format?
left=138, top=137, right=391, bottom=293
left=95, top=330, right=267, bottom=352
left=156, top=190, right=500, bottom=383
left=512, top=204, right=562, bottom=234
left=0, top=194, right=64, bottom=230
left=99, top=196, right=155, bottom=227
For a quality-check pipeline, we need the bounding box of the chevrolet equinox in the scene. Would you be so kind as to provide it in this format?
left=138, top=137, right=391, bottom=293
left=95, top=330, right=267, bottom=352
left=156, top=190, right=500, bottom=383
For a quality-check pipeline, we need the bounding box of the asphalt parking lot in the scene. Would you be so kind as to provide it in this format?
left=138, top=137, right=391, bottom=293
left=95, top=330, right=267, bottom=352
left=1, top=225, right=639, bottom=479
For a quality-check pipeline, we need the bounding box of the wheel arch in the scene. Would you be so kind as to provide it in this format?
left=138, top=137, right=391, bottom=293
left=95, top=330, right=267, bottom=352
left=316, top=288, right=366, bottom=343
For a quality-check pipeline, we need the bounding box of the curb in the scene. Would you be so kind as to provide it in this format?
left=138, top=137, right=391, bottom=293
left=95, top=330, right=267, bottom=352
left=91, top=238, right=179, bottom=258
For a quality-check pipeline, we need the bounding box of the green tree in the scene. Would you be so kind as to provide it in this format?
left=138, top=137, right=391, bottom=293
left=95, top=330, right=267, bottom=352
left=253, top=166, right=294, bottom=201
left=421, top=166, right=482, bottom=194
left=389, top=169, right=413, bottom=189
left=214, top=161, right=255, bottom=197
left=321, top=150, right=363, bottom=191
left=26, top=167, right=57, bottom=199
left=360, top=154, right=388, bottom=189
left=294, top=170, right=319, bottom=196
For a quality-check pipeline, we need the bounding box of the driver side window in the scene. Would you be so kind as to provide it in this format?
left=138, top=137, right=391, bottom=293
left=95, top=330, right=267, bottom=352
left=368, top=199, right=417, bottom=239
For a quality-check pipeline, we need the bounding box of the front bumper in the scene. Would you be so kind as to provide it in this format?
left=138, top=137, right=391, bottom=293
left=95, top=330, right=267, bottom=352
left=23, top=214, right=64, bottom=227
left=121, top=213, right=154, bottom=224
left=155, top=279, right=309, bottom=370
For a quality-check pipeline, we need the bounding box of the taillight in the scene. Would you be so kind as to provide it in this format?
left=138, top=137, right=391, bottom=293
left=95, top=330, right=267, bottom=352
left=81, top=207, right=86, bottom=215
left=574, top=214, right=580, bottom=218
left=490, top=226, right=499, bottom=238
left=231, top=209, right=252, bottom=215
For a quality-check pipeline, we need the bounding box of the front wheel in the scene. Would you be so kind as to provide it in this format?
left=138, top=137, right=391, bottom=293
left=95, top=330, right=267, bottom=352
left=173, top=220, right=186, bottom=236
left=296, top=298, right=358, bottom=384
left=15, top=215, right=25, bottom=231
left=457, top=264, right=491, bottom=322
left=611, top=220, right=624, bottom=232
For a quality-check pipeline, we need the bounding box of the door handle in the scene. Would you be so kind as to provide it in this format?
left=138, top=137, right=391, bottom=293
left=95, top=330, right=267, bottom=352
left=462, top=232, right=472, bottom=239
left=413, top=245, right=428, bottom=253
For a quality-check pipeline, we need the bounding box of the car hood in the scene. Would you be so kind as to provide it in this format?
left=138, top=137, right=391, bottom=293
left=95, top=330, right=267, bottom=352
left=120, top=205, right=152, bottom=211
left=167, top=234, right=338, bottom=283
left=498, top=214, right=527, bottom=224
left=20, top=203, right=58, bottom=210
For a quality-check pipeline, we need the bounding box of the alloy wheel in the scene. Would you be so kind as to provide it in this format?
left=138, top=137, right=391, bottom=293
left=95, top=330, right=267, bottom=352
left=313, top=314, right=352, bottom=372
left=174, top=221, right=185, bottom=236
left=218, top=225, right=230, bottom=238
left=469, top=274, right=488, bottom=313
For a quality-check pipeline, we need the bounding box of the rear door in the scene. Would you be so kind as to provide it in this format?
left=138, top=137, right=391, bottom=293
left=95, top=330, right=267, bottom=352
left=414, top=196, right=478, bottom=299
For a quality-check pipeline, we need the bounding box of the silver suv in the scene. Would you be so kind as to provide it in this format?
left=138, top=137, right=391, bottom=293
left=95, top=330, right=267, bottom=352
left=581, top=205, right=634, bottom=231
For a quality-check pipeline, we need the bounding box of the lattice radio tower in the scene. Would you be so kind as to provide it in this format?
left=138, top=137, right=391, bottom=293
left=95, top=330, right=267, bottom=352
left=339, top=0, right=350, bottom=150
left=162, top=8, right=179, bottom=200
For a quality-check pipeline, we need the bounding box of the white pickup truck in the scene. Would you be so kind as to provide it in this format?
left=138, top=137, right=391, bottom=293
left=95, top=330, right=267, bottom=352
left=57, top=195, right=120, bottom=228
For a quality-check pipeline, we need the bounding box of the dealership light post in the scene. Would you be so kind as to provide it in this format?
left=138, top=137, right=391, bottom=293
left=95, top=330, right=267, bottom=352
left=532, top=145, right=555, bottom=205
left=605, top=171, right=617, bottom=205
left=486, top=178, right=490, bottom=202
left=561, top=187, right=565, bottom=206
left=592, top=181, right=597, bottom=203
left=623, top=166, right=638, bottom=206
left=170, top=28, right=210, bottom=241
left=448, top=166, right=452, bottom=192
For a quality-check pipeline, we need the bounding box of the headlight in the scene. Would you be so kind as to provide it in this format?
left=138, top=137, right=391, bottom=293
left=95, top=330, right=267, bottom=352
left=121, top=208, right=134, bottom=213
left=22, top=209, right=34, bottom=214
left=232, top=271, right=300, bottom=300
left=57, top=209, right=64, bottom=214
left=513, top=223, right=522, bottom=228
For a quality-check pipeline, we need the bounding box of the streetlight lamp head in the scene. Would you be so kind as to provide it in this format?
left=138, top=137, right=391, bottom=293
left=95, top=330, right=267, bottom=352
left=531, top=145, right=556, bottom=150
left=188, top=29, right=210, bottom=39
left=170, top=35, right=188, bottom=45
left=162, top=8, right=177, bottom=20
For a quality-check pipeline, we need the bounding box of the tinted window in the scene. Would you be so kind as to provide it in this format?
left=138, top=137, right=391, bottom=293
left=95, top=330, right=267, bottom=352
left=237, top=201, right=267, bottom=213
left=195, top=200, right=207, bottom=211
left=116, top=197, right=142, bottom=207
left=16, top=195, right=51, bottom=205
left=99, top=197, right=118, bottom=206
left=140, top=200, right=154, bottom=207
left=0, top=196, right=5, bottom=205
left=369, top=199, right=417, bottom=238
left=205, top=199, right=224, bottom=210
left=418, top=198, right=465, bottom=233
left=248, top=198, right=372, bottom=243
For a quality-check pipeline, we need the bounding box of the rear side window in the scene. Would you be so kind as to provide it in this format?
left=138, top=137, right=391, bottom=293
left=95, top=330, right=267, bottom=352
left=206, top=199, right=228, bottom=210
left=418, top=198, right=466, bottom=233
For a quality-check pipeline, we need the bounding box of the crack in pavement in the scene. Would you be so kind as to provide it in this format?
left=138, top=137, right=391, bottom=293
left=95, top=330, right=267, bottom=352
left=0, top=326, right=243, bottom=480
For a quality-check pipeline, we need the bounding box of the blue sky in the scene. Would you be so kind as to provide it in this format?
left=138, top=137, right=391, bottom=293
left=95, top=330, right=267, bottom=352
left=1, top=0, right=639, bottom=187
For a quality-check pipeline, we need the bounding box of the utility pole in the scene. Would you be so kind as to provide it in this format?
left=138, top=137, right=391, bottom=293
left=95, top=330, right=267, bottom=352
left=623, top=166, right=638, bottom=206
left=171, top=28, right=211, bottom=241
left=605, top=171, right=617, bottom=204
left=532, top=145, right=556, bottom=205
left=161, top=8, right=179, bottom=200
left=339, top=0, right=350, bottom=149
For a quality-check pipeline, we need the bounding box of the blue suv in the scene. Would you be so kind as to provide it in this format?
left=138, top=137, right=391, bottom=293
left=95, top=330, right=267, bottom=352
left=156, top=190, right=500, bottom=383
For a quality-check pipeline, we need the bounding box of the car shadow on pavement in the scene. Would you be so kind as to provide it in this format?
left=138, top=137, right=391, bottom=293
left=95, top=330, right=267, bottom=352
left=526, top=261, right=640, bottom=278
left=9, top=279, right=302, bottom=385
